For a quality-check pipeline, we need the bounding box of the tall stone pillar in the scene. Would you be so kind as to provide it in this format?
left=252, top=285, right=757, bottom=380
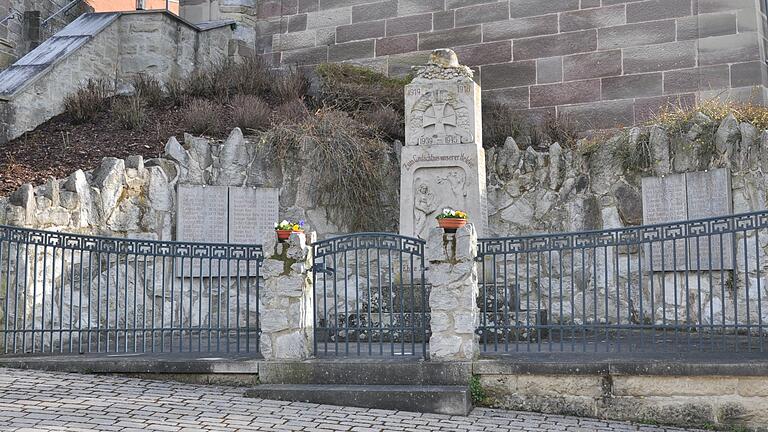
left=400, top=49, right=488, bottom=239
left=259, top=232, right=315, bottom=360
left=426, top=224, right=479, bottom=361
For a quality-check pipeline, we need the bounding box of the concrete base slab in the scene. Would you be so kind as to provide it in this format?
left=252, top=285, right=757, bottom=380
left=245, top=384, right=472, bottom=415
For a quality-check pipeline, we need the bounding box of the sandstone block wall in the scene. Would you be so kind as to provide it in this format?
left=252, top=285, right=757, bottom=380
left=181, top=0, right=768, bottom=128
left=0, top=11, right=232, bottom=142
left=476, top=361, right=768, bottom=430
left=0, top=0, right=92, bottom=68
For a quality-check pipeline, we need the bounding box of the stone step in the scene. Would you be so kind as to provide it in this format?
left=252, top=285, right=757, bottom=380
left=258, top=360, right=471, bottom=386
left=244, top=384, right=472, bottom=415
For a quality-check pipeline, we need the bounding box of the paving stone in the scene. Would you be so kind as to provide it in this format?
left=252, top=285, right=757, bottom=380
left=0, top=368, right=718, bottom=432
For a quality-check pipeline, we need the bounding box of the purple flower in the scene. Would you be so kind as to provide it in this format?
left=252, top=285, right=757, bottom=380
left=299, top=220, right=305, bottom=228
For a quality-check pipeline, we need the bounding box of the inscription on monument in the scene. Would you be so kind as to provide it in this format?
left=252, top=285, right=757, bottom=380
left=176, top=185, right=279, bottom=277
left=400, top=51, right=486, bottom=239
left=641, top=168, right=733, bottom=271
left=641, top=174, right=688, bottom=271
left=685, top=169, right=733, bottom=270
left=177, top=185, right=228, bottom=244
left=229, top=188, right=279, bottom=245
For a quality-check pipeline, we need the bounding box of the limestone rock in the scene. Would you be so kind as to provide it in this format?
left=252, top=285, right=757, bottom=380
left=184, top=133, right=213, bottom=183
left=613, top=182, right=642, bottom=226
left=40, top=177, right=60, bottom=207
left=549, top=142, right=563, bottom=189
left=217, top=127, right=249, bottom=186
left=649, top=125, right=670, bottom=175
left=9, top=183, right=36, bottom=225
left=163, top=136, right=187, bottom=165
left=92, top=157, right=126, bottom=220
left=495, top=137, right=521, bottom=180
left=714, top=113, right=740, bottom=156
left=63, top=170, right=95, bottom=227
left=125, top=155, right=145, bottom=171
left=147, top=166, right=172, bottom=212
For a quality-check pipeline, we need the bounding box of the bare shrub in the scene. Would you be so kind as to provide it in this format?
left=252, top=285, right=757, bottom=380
left=542, top=112, right=580, bottom=148
left=132, top=73, right=163, bottom=107
left=231, top=94, right=271, bottom=132
left=64, top=79, right=111, bottom=124
left=112, top=95, right=146, bottom=130
left=315, top=63, right=410, bottom=113
left=231, top=55, right=271, bottom=96
left=272, top=67, right=310, bottom=102
left=273, top=98, right=310, bottom=124
left=183, top=99, right=221, bottom=135
left=359, top=106, right=404, bottom=141
left=261, top=110, right=397, bottom=231
left=482, top=101, right=529, bottom=149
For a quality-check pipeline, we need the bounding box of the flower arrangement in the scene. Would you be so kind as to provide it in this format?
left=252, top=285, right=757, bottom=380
left=435, top=208, right=468, bottom=233
left=435, top=208, right=468, bottom=220
left=275, top=220, right=305, bottom=241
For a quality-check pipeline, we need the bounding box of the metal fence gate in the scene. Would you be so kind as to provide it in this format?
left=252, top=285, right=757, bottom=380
left=0, top=225, right=264, bottom=355
left=476, top=211, right=768, bottom=354
left=312, top=233, right=429, bottom=358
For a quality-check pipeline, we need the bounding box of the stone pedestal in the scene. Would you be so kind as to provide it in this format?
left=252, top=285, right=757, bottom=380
left=400, top=51, right=487, bottom=239
left=259, top=231, right=315, bottom=360
left=426, top=223, right=479, bottom=361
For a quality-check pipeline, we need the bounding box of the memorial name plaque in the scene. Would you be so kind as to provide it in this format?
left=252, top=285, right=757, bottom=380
left=685, top=168, right=733, bottom=270
left=641, top=168, right=734, bottom=271
left=177, top=185, right=228, bottom=244
left=229, top=188, right=279, bottom=245
left=176, top=185, right=280, bottom=277
left=642, top=174, right=688, bottom=271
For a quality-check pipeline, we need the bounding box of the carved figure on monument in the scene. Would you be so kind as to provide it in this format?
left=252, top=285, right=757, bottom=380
left=414, top=181, right=437, bottom=239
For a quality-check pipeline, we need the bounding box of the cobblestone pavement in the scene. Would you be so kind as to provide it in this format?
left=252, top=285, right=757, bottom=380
left=0, top=368, right=705, bottom=432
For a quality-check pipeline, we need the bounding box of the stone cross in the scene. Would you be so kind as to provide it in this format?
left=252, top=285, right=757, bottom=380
left=399, top=49, right=488, bottom=239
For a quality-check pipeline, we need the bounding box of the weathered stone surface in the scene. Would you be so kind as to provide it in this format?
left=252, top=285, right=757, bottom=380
left=401, top=50, right=487, bottom=239
left=426, top=224, right=479, bottom=361
left=714, top=113, right=740, bottom=157
left=613, top=182, right=642, bottom=226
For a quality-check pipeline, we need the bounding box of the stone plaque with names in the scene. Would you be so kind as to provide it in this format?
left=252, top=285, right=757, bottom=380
left=229, top=187, right=279, bottom=245
left=176, top=185, right=229, bottom=244
left=685, top=168, right=733, bottom=270
left=642, top=173, right=688, bottom=271
left=176, top=185, right=279, bottom=277
left=641, top=168, right=733, bottom=271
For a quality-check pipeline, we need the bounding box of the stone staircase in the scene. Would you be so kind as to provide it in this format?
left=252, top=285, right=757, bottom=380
left=247, top=360, right=473, bottom=415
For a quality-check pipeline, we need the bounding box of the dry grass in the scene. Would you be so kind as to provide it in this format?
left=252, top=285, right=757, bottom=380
left=132, top=74, right=163, bottom=108
left=112, top=95, right=146, bottom=130
left=652, top=98, right=768, bottom=132
left=261, top=109, right=397, bottom=231
left=315, top=63, right=411, bottom=113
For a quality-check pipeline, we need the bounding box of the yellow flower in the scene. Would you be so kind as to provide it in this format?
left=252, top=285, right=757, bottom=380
left=292, top=224, right=300, bottom=231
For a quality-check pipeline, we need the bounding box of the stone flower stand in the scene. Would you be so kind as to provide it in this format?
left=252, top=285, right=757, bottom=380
left=426, top=223, right=479, bottom=361
left=259, top=231, right=315, bottom=360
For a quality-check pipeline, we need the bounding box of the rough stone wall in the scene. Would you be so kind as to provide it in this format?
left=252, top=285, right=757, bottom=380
left=0, top=11, right=232, bottom=141
left=181, top=0, right=768, bottom=128
left=1, top=111, right=768, bottom=352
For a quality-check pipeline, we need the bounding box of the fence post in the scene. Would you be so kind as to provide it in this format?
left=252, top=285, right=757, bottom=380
left=426, top=223, right=479, bottom=361
left=259, top=232, right=315, bottom=360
